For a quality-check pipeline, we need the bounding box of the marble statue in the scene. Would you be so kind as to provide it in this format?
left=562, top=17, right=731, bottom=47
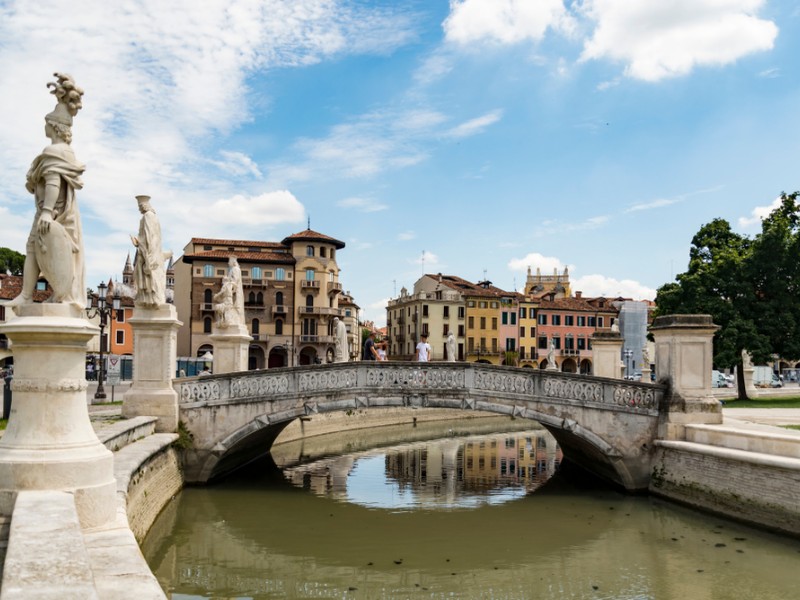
left=333, top=317, right=348, bottom=362
left=547, top=339, right=557, bottom=369
left=446, top=331, right=456, bottom=362
left=213, top=276, right=237, bottom=328
left=742, top=349, right=753, bottom=369
left=228, top=257, right=245, bottom=326
left=641, top=347, right=650, bottom=369
left=611, top=320, right=619, bottom=333
left=10, top=73, right=86, bottom=312
left=130, top=195, right=171, bottom=307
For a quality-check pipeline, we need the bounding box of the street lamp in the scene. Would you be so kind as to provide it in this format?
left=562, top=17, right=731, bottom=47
left=623, top=348, right=633, bottom=380
left=86, top=282, right=120, bottom=400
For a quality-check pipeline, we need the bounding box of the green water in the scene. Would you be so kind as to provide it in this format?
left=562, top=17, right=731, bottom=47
left=143, top=426, right=800, bottom=599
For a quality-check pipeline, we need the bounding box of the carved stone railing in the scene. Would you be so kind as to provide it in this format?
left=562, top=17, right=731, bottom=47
left=175, top=362, right=663, bottom=415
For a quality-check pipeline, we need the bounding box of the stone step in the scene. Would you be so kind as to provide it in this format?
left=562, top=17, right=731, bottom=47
left=685, top=422, right=800, bottom=459
left=112, top=433, right=178, bottom=496
left=94, top=416, right=159, bottom=454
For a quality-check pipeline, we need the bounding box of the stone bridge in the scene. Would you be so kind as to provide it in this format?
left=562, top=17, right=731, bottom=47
left=175, top=362, right=666, bottom=490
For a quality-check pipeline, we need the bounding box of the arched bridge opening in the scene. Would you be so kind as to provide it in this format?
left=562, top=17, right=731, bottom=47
left=175, top=363, right=665, bottom=490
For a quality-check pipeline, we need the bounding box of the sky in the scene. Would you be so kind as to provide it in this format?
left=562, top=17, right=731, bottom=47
left=1, top=0, right=799, bottom=327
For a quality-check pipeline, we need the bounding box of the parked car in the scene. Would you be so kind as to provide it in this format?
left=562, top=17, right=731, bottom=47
left=712, top=370, right=733, bottom=388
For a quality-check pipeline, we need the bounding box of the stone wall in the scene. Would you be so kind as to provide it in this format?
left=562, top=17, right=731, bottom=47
left=125, top=447, right=183, bottom=543
left=650, top=442, right=800, bottom=537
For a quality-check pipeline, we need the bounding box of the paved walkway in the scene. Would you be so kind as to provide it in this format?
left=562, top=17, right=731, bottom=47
left=722, top=408, right=800, bottom=427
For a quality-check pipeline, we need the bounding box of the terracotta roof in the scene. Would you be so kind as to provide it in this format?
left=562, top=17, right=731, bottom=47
left=426, top=273, right=514, bottom=298
left=537, top=296, right=620, bottom=313
left=182, top=250, right=295, bottom=264
left=0, top=274, right=53, bottom=302
left=190, top=238, right=284, bottom=249
left=281, top=229, right=345, bottom=249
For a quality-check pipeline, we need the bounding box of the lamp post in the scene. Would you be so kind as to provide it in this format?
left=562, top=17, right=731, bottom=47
left=86, top=282, right=121, bottom=400
left=623, top=348, right=633, bottom=380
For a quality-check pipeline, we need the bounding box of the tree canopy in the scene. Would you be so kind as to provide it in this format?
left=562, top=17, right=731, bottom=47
left=0, top=247, right=24, bottom=276
left=655, top=192, right=800, bottom=375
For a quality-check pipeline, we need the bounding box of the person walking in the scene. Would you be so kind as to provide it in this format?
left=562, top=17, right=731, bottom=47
left=363, top=331, right=379, bottom=361
left=416, top=333, right=431, bottom=362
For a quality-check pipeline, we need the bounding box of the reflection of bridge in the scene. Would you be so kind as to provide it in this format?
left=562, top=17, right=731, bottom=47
left=176, top=363, right=665, bottom=490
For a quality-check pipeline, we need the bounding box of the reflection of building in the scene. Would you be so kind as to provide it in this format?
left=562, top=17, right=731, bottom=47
left=174, top=229, right=351, bottom=368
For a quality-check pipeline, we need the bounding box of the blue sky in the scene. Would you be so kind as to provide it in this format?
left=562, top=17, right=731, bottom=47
left=1, top=0, right=798, bottom=326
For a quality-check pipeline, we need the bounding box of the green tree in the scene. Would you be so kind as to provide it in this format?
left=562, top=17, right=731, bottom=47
left=0, top=247, right=25, bottom=275
left=655, top=192, right=800, bottom=399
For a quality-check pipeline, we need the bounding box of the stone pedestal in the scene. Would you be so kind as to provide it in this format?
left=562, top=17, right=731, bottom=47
left=0, top=304, right=116, bottom=529
left=210, top=325, right=252, bottom=374
left=742, top=366, right=759, bottom=398
left=650, top=314, right=722, bottom=440
left=122, top=304, right=182, bottom=432
left=591, top=329, right=623, bottom=379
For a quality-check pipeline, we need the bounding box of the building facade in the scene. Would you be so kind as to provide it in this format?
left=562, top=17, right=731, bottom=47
left=174, top=229, right=349, bottom=369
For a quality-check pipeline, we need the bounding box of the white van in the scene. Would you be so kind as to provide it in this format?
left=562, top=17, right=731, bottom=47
left=711, top=370, right=731, bottom=388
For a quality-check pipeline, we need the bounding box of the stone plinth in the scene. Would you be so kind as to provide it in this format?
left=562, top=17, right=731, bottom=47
left=591, top=329, right=623, bottom=379
left=742, top=366, right=759, bottom=398
left=0, top=304, right=116, bottom=529
left=122, top=304, right=182, bottom=432
left=650, top=314, right=722, bottom=439
left=210, top=324, right=251, bottom=374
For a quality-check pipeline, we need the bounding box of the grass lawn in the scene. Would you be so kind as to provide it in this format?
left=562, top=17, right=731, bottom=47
left=721, top=397, right=800, bottom=408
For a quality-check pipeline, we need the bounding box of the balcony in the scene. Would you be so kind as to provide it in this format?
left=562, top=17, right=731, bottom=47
left=328, top=282, right=343, bottom=294
left=299, top=335, right=335, bottom=344
left=299, top=306, right=342, bottom=316
left=301, top=280, right=320, bottom=289
left=243, top=278, right=266, bottom=288
left=200, top=303, right=214, bottom=311
left=251, top=333, right=268, bottom=342
left=271, top=305, right=288, bottom=314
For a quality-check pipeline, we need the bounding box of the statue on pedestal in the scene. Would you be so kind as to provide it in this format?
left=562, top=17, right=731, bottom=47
left=213, top=276, right=237, bottom=329
left=742, top=349, right=753, bottom=369
left=10, top=73, right=86, bottom=312
left=130, top=195, right=171, bottom=308
left=333, top=317, right=348, bottom=362
left=547, top=339, right=557, bottom=369
left=446, top=331, right=456, bottom=362
left=228, top=257, right=245, bottom=326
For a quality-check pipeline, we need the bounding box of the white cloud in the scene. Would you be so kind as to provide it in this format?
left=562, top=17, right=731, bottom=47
left=758, top=67, right=780, bottom=78
left=578, top=0, right=778, bottom=81
left=738, top=196, right=783, bottom=228
left=444, top=0, right=576, bottom=45
left=626, top=198, right=682, bottom=212
left=397, top=230, right=416, bottom=241
left=572, top=274, right=656, bottom=300
left=0, top=204, right=32, bottom=254
left=413, top=250, right=439, bottom=266
left=446, top=110, right=504, bottom=139
left=337, top=197, right=389, bottom=212
left=508, top=253, right=567, bottom=273
left=212, top=151, right=263, bottom=178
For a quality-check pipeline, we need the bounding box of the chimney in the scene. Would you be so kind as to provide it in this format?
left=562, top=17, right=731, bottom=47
left=575, top=291, right=582, bottom=298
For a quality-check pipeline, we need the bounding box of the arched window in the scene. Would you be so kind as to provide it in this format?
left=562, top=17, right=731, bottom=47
left=320, top=247, right=327, bottom=258
left=275, top=291, right=284, bottom=306
left=203, top=264, right=214, bottom=277
left=248, top=291, right=256, bottom=304
left=251, top=266, right=262, bottom=280
left=203, top=317, right=212, bottom=333
left=275, top=268, right=285, bottom=281
left=306, top=268, right=315, bottom=281
left=252, top=319, right=260, bottom=334
left=275, top=319, right=283, bottom=335
left=306, top=294, right=314, bottom=307
left=306, top=245, right=314, bottom=257
left=204, top=289, right=213, bottom=304
left=256, top=292, right=263, bottom=304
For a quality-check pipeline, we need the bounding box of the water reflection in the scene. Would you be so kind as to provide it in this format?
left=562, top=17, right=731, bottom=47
left=281, top=431, right=562, bottom=510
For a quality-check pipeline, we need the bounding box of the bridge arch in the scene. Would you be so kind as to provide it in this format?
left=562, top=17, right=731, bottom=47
left=176, top=363, right=664, bottom=490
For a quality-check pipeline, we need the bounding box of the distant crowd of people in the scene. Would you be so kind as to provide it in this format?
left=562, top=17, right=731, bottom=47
left=362, top=331, right=431, bottom=362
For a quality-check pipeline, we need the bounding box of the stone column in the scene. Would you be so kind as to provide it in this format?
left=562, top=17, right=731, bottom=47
left=210, top=324, right=252, bottom=374
left=0, top=305, right=117, bottom=529
left=650, top=314, right=722, bottom=439
left=591, top=329, right=623, bottom=378
left=122, top=304, right=182, bottom=432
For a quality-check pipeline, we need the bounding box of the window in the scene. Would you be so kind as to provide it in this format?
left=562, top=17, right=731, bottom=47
left=520, top=307, right=527, bottom=319
left=480, top=337, right=487, bottom=350
left=552, top=315, right=561, bottom=326
left=203, top=317, right=212, bottom=333
left=490, top=302, right=498, bottom=309
left=480, top=316, right=486, bottom=329
left=203, top=245, right=212, bottom=251
left=203, top=264, right=214, bottom=277
left=506, top=338, right=516, bottom=351
left=502, top=312, right=508, bottom=325
left=251, top=266, right=262, bottom=279
left=565, top=335, right=574, bottom=350
left=306, top=294, right=314, bottom=307
left=467, top=301, right=475, bottom=308
left=443, top=306, right=450, bottom=318
left=530, top=327, right=535, bottom=337
left=275, top=319, right=283, bottom=335
left=458, top=306, right=465, bottom=318
left=275, top=291, right=283, bottom=305
left=320, top=247, right=327, bottom=258
left=491, top=338, right=498, bottom=352
left=519, top=347, right=526, bottom=359
left=479, top=301, right=487, bottom=309
left=330, top=248, right=335, bottom=259
left=577, top=316, right=586, bottom=327
left=577, top=337, right=586, bottom=350
left=552, top=336, right=561, bottom=349
left=510, top=313, right=517, bottom=325
left=275, top=268, right=285, bottom=281
left=468, top=337, right=475, bottom=351
left=422, top=323, right=429, bottom=336
left=538, top=336, right=548, bottom=349
left=252, top=319, right=260, bottom=334
left=598, top=317, right=604, bottom=328
left=115, top=309, right=125, bottom=323
left=115, top=330, right=124, bottom=345
left=305, top=269, right=315, bottom=281
left=565, top=315, right=574, bottom=326
left=204, top=289, right=213, bottom=304
left=588, top=316, right=596, bottom=327
left=423, top=305, right=429, bottom=317
left=306, top=245, right=314, bottom=257
left=345, top=309, right=351, bottom=317
left=329, top=271, right=334, bottom=282
left=491, top=317, right=497, bottom=330
left=468, top=316, right=474, bottom=328
left=248, top=291, right=256, bottom=304
left=538, top=313, right=547, bottom=325
left=520, top=327, right=525, bottom=338
left=443, top=324, right=449, bottom=335
left=256, top=292, right=263, bottom=304
left=458, top=325, right=465, bottom=336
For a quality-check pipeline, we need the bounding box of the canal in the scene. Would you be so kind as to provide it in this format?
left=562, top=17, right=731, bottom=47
left=143, top=418, right=800, bottom=599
